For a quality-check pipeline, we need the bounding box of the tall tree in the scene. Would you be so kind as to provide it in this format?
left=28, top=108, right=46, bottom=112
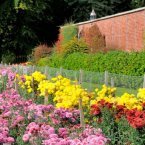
left=64, top=0, right=132, bottom=22
left=131, top=0, right=145, bottom=8
left=0, top=0, right=143, bottom=60
left=0, top=0, right=60, bottom=57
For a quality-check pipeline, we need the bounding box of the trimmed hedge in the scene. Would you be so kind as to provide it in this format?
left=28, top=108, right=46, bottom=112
left=37, top=51, right=145, bottom=76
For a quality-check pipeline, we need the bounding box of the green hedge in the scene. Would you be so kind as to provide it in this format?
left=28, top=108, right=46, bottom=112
left=37, top=51, right=145, bottom=76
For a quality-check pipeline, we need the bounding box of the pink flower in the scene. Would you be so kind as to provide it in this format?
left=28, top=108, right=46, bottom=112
left=23, top=134, right=30, bottom=142
left=49, top=134, right=58, bottom=139
left=48, top=127, right=55, bottom=135
left=1, top=70, right=7, bottom=76
left=58, top=128, right=68, bottom=138
left=3, top=111, right=11, bottom=117
left=6, top=137, right=15, bottom=143
left=65, top=112, right=73, bottom=118
left=69, top=139, right=82, bottom=145
left=52, top=118, right=60, bottom=124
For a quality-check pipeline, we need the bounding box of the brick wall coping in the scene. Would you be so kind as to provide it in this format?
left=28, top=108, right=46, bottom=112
left=75, top=7, right=145, bottom=26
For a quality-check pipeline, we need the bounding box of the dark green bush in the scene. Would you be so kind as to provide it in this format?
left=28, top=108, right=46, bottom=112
left=1, top=50, right=15, bottom=64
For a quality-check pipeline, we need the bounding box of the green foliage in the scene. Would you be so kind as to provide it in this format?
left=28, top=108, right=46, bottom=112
left=0, top=0, right=143, bottom=62
left=61, top=23, right=78, bottom=45
left=0, top=0, right=59, bottom=59
left=62, top=37, right=88, bottom=56
left=96, top=108, right=117, bottom=144
left=92, top=108, right=141, bottom=145
left=131, top=0, right=145, bottom=8
left=55, top=23, right=78, bottom=54
left=1, top=50, right=15, bottom=64
left=37, top=51, right=145, bottom=76
left=14, top=0, right=19, bottom=8
left=64, top=0, right=132, bottom=22
left=117, top=117, right=140, bottom=145
left=63, top=52, right=89, bottom=70
left=65, top=0, right=134, bottom=21
left=0, top=0, right=141, bottom=60
left=37, top=57, right=50, bottom=66
left=37, top=53, right=64, bottom=68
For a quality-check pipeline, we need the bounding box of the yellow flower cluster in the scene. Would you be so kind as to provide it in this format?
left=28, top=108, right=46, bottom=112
left=54, top=84, right=89, bottom=108
left=38, top=75, right=90, bottom=108
left=18, top=71, right=46, bottom=93
left=137, top=88, right=145, bottom=102
left=115, top=93, right=142, bottom=110
left=91, top=85, right=116, bottom=105
left=32, top=71, right=46, bottom=82
left=91, top=85, right=145, bottom=111
left=38, top=75, right=70, bottom=95
left=38, top=80, right=56, bottom=96
left=18, top=71, right=145, bottom=110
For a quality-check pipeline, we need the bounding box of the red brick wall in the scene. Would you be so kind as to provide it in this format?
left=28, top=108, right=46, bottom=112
left=77, top=8, right=145, bottom=51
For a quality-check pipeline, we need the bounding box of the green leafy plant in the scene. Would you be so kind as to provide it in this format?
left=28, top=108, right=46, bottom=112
left=37, top=53, right=64, bottom=68
left=117, top=117, right=140, bottom=145
left=62, top=37, right=88, bottom=56
left=1, top=50, right=15, bottom=64
left=37, top=51, right=145, bottom=77
left=91, top=108, right=141, bottom=145
left=95, top=108, right=118, bottom=144
left=61, top=23, right=78, bottom=45
left=55, top=23, right=78, bottom=53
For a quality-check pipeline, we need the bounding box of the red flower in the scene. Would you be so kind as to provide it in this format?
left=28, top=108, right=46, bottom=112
left=91, top=104, right=101, bottom=115
left=126, top=109, right=145, bottom=128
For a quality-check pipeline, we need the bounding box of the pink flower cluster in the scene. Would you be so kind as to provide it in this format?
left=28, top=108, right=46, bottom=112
left=0, top=89, right=80, bottom=143
left=23, top=122, right=109, bottom=145
left=49, top=108, right=80, bottom=126
left=0, top=68, right=16, bottom=89
left=0, top=68, right=109, bottom=144
left=0, top=118, right=14, bottom=143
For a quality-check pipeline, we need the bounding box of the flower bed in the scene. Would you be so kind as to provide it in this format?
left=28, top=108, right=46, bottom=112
left=0, top=67, right=145, bottom=144
left=0, top=68, right=109, bottom=144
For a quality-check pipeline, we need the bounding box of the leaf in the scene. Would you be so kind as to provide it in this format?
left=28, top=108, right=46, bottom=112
left=14, top=0, right=19, bottom=8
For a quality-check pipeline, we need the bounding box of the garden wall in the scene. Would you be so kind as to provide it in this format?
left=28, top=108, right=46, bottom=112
left=77, top=7, right=145, bottom=51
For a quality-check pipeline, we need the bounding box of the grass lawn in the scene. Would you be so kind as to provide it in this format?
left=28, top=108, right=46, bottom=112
left=81, top=82, right=137, bottom=96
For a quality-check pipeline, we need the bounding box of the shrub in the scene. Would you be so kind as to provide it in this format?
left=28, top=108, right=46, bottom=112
left=55, top=33, right=64, bottom=53
left=61, top=23, right=78, bottom=45
left=37, top=53, right=64, bottom=68
left=36, top=57, right=50, bottom=66
left=37, top=51, right=145, bottom=76
left=63, top=52, right=89, bottom=70
left=1, top=50, right=15, bottom=64
left=33, top=44, right=52, bottom=62
left=62, top=37, right=88, bottom=56
left=81, top=24, right=106, bottom=53
left=55, top=23, right=78, bottom=53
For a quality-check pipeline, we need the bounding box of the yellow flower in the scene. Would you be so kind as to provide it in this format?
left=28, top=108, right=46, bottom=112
left=95, top=88, right=98, bottom=92
left=28, top=88, right=33, bottom=93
